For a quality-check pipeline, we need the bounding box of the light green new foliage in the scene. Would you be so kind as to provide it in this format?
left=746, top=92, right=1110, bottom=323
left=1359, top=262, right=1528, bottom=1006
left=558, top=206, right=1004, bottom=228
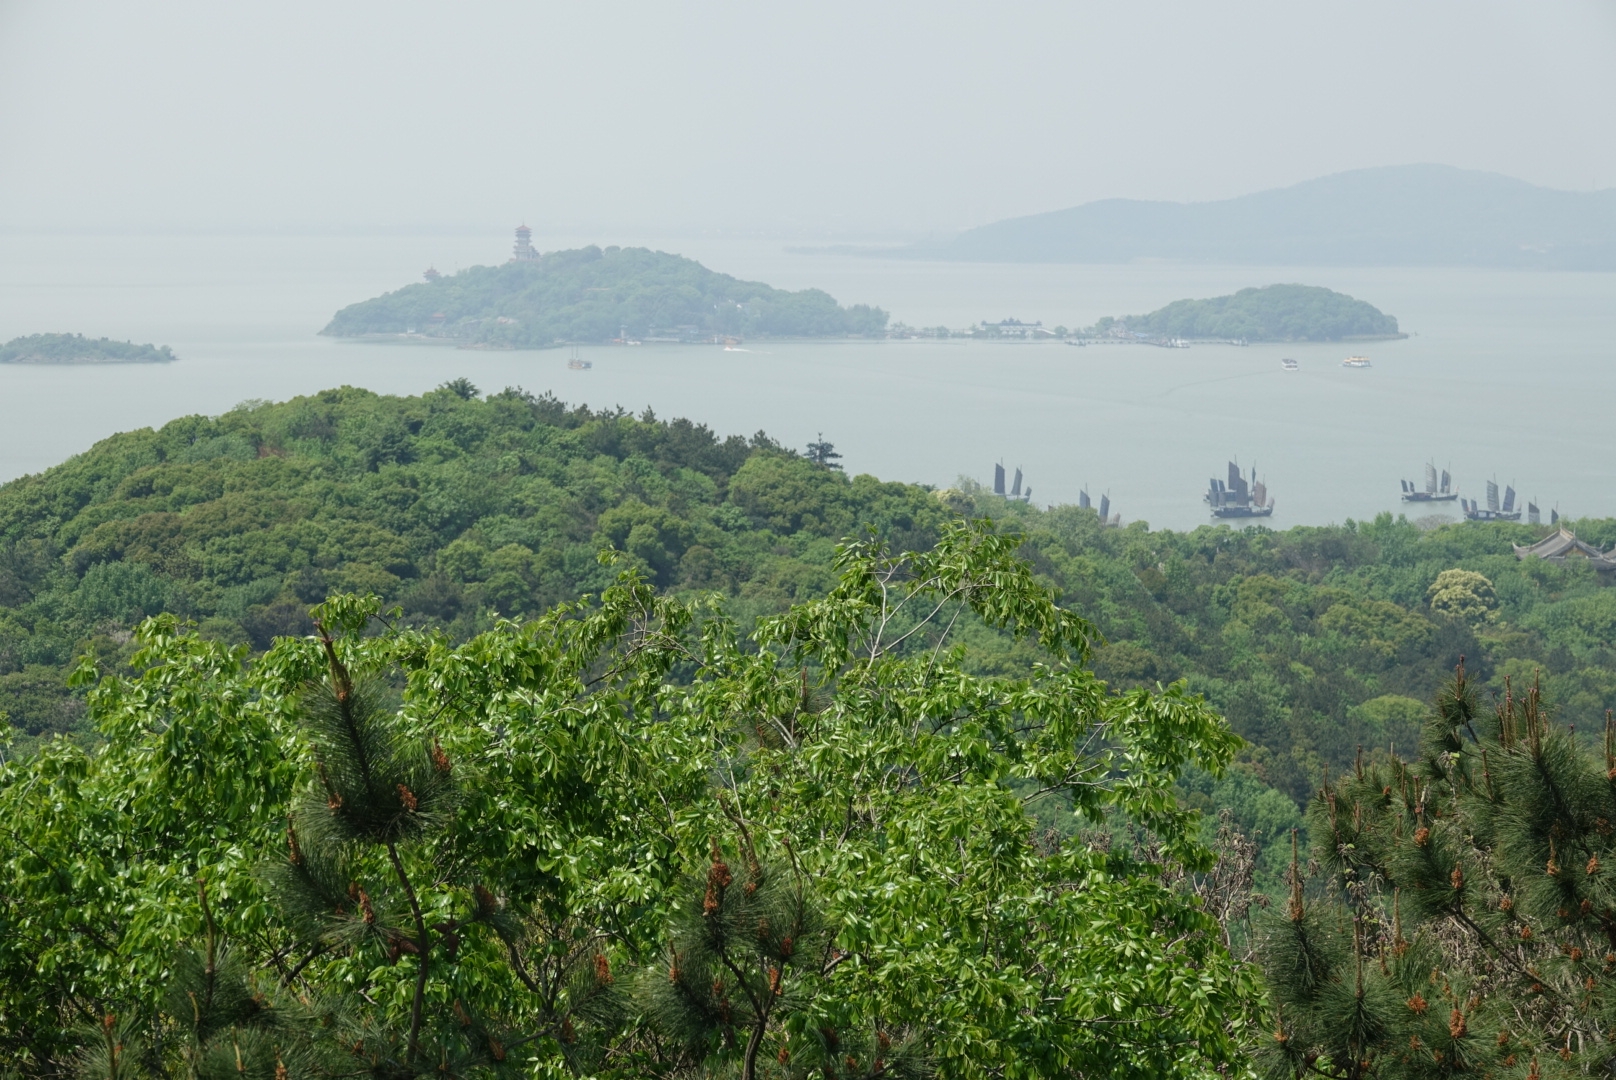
left=1425, top=569, right=1498, bottom=625
left=0, top=519, right=1259, bottom=1079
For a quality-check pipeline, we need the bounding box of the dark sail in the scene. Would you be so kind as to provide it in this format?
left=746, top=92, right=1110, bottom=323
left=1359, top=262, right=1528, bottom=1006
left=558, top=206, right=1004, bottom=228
left=1207, top=460, right=1273, bottom=518
left=1441, top=469, right=1451, bottom=494
left=1226, top=462, right=1249, bottom=504
left=1528, top=501, right=1540, bottom=525
left=1078, top=489, right=1091, bottom=510
left=1099, top=494, right=1110, bottom=520
left=1425, top=463, right=1438, bottom=493
left=1503, top=486, right=1516, bottom=513
left=1011, top=468, right=1023, bottom=498
left=1486, top=480, right=1500, bottom=512
left=993, top=463, right=1005, bottom=496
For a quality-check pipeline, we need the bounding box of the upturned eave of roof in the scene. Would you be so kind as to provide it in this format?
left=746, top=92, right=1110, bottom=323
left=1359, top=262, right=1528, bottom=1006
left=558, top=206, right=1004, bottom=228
left=1513, top=527, right=1616, bottom=568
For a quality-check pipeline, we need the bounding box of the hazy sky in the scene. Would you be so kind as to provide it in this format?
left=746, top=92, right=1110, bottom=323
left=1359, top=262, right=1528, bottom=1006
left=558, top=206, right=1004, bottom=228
left=3, top=0, right=1614, bottom=236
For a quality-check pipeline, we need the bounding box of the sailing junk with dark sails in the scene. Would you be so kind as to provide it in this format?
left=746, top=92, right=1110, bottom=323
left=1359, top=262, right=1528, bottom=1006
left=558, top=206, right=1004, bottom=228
left=990, top=462, right=1033, bottom=504
left=1076, top=487, right=1120, bottom=526
left=1206, top=460, right=1275, bottom=518
left=1400, top=462, right=1457, bottom=502
left=1461, top=477, right=1523, bottom=522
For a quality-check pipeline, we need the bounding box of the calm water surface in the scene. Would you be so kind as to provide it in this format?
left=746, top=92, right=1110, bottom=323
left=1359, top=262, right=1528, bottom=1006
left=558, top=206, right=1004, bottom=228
left=1, top=232, right=1613, bottom=532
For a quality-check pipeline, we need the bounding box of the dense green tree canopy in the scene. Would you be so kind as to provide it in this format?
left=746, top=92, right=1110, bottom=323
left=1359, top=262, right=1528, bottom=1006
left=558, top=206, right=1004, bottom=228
left=2, top=385, right=1614, bottom=863
left=0, top=524, right=1259, bottom=1079
left=321, top=247, right=889, bottom=346
left=1086, top=284, right=1402, bottom=342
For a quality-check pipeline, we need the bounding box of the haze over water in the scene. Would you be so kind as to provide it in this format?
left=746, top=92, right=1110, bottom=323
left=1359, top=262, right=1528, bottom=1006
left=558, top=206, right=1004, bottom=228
left=2, top=231, right=1613, bottom=534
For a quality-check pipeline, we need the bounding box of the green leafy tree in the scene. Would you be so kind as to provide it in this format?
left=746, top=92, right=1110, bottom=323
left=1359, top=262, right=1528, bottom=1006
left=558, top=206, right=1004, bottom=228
left=1425, top=569, right=1499, bottom=625
left=0, top=520, right=1259, bottom=1080
left=68, top=883, right=324, bottom=1080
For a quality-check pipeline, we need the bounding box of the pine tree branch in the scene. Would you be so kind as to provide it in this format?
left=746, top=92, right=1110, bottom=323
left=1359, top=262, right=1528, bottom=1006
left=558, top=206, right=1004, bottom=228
left=741, top=1009, right=768, bottom=1080
left=385, top=840, right=432, bottom=1063
left=282, top=941, right=329, bottom=987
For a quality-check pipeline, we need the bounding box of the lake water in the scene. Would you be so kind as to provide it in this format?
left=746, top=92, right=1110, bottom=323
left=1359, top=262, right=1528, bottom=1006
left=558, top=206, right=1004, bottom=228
left=2, top=231, right=1613, bottom=533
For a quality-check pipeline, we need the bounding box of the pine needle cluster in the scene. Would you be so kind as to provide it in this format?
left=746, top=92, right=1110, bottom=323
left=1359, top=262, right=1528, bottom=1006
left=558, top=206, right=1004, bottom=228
left=1256, top=661, right=1616, bottom=1079
left=71, top=884, right=323, bottom=1080
left=640, top=833, right=925, bottom=1080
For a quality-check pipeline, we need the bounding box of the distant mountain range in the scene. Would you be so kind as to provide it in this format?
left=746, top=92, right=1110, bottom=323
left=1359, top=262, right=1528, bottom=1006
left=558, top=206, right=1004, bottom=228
left=904, top=165, right=1616, bottom=268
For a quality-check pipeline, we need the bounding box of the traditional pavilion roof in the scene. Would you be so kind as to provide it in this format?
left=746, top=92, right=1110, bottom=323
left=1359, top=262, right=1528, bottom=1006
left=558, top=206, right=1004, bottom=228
left=1514, top=527, right=1616, bottom=569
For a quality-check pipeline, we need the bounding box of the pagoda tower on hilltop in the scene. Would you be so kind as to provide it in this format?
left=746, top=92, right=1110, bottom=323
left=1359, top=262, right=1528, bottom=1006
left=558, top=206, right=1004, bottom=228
left=511, top=223, right=539, bottom=261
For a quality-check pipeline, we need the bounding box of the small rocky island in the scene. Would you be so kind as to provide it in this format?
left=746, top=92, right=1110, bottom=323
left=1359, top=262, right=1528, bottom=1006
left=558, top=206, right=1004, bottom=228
left=1086, top=284, right=1406, bottom=343
left=323, top=231, right=889, bottom=347
left=0, top=333, right=177, bottom=365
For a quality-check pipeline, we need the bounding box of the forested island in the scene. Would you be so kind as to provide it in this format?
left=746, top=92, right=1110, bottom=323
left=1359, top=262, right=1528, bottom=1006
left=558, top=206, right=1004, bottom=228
left=3, top=386, right=1616, bottom=1077
left=0, top=332, right=176, bottom=364
left=1086, top=283, right=1404, bottom=342
left=322, top=245, right=889, bottom=346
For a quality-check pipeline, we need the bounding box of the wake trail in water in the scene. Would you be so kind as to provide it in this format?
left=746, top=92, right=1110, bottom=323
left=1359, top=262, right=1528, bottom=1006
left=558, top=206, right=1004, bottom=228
left=1158, top=369, right=1273, bottom=397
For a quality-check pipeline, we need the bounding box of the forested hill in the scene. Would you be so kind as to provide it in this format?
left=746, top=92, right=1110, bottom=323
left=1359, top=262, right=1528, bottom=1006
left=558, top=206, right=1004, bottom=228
left=1088, top=284, right=1403, bottom=342
left=0, top=333, right=175, bottom=364
left=2, top=383, right=1615, bottom=878
left=322, top=245, right=889, bottom=346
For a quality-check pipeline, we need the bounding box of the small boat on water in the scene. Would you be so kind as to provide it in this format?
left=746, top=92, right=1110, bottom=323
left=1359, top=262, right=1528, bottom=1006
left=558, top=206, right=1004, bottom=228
left=1342, top=355, right=1372, bottom=368
left=1281, top=358, right=1298, bottom=371
left=1206, top=460, right=1274, bottom=518
left=1461, top=478, right=1522, bottom=522
left=1401, top=462, right=1457, bottom=503
left=566, top=347, right=592, bottom=370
